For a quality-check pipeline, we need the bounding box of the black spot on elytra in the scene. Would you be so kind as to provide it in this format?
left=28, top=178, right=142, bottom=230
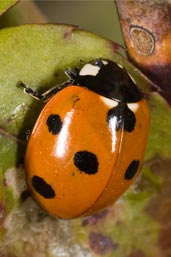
left=107, top=103, right=136, bottom=132
left=32, top=175, right=55, bottom=198
left=74, top=151, right=98, bottom=174
left=46, top=114, right=62, bottom=135
left=124, top=160, right=140, bottom=180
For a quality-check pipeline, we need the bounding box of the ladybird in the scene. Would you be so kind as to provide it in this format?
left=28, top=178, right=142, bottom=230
left=21, top=59, right=150, bottom=219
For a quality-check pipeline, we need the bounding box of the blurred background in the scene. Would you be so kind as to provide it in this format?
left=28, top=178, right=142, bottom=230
left=34, top=0, right=123, bottom=44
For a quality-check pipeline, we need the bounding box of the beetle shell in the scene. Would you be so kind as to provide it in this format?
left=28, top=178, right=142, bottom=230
left=25, top=84, right=150, bottom=219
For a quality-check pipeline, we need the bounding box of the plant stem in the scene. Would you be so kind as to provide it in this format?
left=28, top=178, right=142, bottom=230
left=115, top=0, right=171, bottom=105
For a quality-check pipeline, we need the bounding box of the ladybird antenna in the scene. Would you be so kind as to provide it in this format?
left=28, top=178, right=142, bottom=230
left=17, top=80, right=70, bottom=102
left=65, top=67, right=79, bottom=81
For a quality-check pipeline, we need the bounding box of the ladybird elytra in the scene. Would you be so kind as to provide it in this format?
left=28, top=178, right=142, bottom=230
left=23, top=59, right=150, bottom=219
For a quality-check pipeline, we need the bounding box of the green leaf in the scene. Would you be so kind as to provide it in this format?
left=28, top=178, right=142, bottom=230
left=146, top=93, right=171, bottom=160
left=0, top=0, right=18, bottom=16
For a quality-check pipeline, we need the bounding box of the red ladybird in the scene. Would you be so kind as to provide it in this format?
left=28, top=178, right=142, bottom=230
left=21, top=59, right=150, bottom=219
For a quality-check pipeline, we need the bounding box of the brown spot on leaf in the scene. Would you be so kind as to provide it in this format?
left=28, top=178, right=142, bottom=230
left=82, top=209, right=109, bottom=226
left=144, top=159, right=171, bottom=253
left=128, top=250, right=146, bottom=257
left=89, top=232, right=118, bottom=255
left=63, top=26, right=76, bottom=40
left=0, top=203, right=6, bottom=225
left=159, top=225, right=171, bottom=250
left=0, top=252, right=17, bottom=257
left=145, top=159, right=171, bottom=225
left=63, top=31, right=72, bottom=40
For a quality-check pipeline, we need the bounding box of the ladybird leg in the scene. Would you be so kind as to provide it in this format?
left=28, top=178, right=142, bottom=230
left=17, top=80, right=70, bottom=102
left=26, top=129, right=31, bottom=141
left=17, top=81, right=45, bottom=100
left=65, top=67, right=79, bottom=80
left=38, top=81, right=70, bottom=101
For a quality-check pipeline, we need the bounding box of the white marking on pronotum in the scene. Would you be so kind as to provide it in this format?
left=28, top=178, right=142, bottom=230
left=127, top=102, right=140, bottom=112
left=79, top=64, right=100, bottom=76
left=100, top=96, right=118, bottom=108
left=102, top=60, right=108, bottom=65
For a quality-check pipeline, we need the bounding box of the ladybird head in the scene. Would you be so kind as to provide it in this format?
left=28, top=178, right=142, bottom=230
left=66, top=59, right=143, bottom=103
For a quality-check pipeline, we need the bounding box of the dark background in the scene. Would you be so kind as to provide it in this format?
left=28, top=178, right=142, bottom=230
left=34, top=1, right=123, bottom=44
